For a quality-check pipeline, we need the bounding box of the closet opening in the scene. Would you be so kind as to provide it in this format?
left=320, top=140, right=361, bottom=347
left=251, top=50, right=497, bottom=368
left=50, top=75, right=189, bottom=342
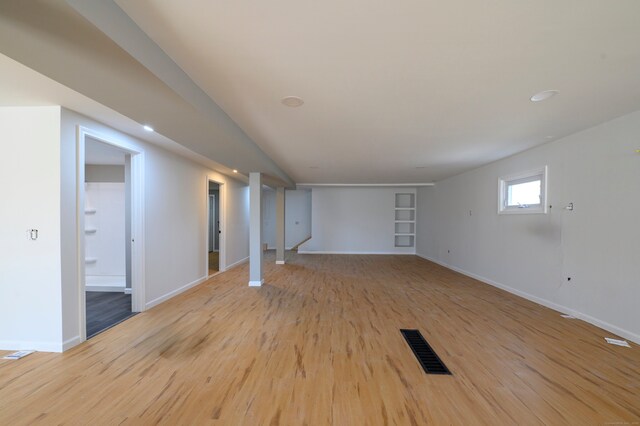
left=83, top=138, right=136, bottom=338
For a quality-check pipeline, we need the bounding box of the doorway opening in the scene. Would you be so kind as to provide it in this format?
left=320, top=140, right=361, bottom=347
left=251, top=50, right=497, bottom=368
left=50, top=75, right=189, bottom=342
left=77, top=126, right=145, bottom=343
left=208, top=180, right=221, bottom=276
left=83, top=137, right=136, bottom=338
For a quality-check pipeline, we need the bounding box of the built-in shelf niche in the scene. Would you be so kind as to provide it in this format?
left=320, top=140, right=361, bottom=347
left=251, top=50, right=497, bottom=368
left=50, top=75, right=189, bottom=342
left=395, top=193, right=415, bottom=208
left=394, top=235, right=415, bottom=247
left=395, top=222, right=415, bottom=235
left=395, top=209, right=415, bottom=221
left=394, top=192, right=416, bottom=248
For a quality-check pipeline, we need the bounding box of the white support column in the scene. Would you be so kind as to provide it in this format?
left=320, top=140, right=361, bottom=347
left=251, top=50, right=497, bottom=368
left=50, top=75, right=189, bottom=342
left=249, top=172, right=264, bottom=286
left=275, top=187, right=286, bottom=264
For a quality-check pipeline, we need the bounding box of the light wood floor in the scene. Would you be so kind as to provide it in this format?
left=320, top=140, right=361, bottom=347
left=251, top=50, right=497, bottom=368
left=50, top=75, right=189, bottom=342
left=1, top=253, right=639, bottom=425
left=208, top=251, right=219, bottom=275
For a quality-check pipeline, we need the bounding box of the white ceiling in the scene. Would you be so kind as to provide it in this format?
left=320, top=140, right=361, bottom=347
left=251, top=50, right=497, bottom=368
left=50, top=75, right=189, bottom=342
left=0, top=53, right=245, bottom=180
left=116, top=0, right=640, bottom=183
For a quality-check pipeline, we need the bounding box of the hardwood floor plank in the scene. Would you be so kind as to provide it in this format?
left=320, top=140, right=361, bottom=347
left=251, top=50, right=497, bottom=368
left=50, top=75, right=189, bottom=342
left=1, top=253, right=639, bottom=425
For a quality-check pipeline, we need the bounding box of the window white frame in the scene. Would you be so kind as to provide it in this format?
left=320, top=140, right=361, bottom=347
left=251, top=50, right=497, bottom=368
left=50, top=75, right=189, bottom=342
left=498, top=166, right=548, bottom=214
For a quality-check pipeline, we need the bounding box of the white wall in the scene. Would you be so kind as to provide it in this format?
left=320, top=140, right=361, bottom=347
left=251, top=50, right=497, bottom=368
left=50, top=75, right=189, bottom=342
left=59, top=108, right=250, bottom=350
left=285, top=189, right=311, bottom=248
left=263, top=189, right=311, bottom=249
left=299, top=187, right=415, bottom=254
left=0, top=106, right=63, bottom=351
left=262, top=189, right=276, bottom=248
left=416, top=110, right=640, bottom=343
left=84, top=182, right=126, bottom=278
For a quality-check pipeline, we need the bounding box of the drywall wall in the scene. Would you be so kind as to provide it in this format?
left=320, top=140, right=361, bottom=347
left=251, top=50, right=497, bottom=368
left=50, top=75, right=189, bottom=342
left=84, top=182, right=126, bottom=279
left=285, top=189, right=312, bottom=248
left=60, top=108, right=250, bottom=350
left=85, top=164, right=125, bottom=182
left=262, top=189, right=276, bottom=248
left=0, top=106, right=63, bottom=351
left=416, top=110, right=640, bottom=343
left=263, top=189, right=311, bottom=249
left=299, top=187, right=415, bottom=254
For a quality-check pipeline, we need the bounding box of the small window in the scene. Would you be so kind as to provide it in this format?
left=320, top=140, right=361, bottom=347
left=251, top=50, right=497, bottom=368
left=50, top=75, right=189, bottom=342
left=498, top=167, right=547, bottom=214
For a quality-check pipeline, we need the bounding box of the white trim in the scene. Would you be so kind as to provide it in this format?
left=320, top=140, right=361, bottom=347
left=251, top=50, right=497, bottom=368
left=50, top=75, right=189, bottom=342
left=226, top=256, right=249, bottom=270
left=415, top=253, right=640, bottom=345
left=0, top=335, right=81, bottom=353
left=297, top=183, right=434, bottom=188
left=249, top=279, right=264, bottom=287
left=86, top=286, right=126, bottom=293
left=275, top=260, right=286, bottom=265
left=145, top=276, right=207, bottom=310
left=298, top=250, right=415, bottom=255
left=76, top=126, right=146, bottom=345
left=498, top=166, right=548, bottom=215
left=63, top=336, right=82, bottom=351
left=124, top=288, right=132, bottom=295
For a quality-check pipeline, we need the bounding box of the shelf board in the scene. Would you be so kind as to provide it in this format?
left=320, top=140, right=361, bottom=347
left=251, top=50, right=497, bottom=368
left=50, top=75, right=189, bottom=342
left=394, top=220, right=415, bottom=223
left=394, top=207, right=415, bottom=210
left=85, top=258, right=97, bottom=264
left=395, top=233, right=415, bottom=236
left=85, top=229, right=97, bottom=234
left=84, top=209, right=97, bottom=214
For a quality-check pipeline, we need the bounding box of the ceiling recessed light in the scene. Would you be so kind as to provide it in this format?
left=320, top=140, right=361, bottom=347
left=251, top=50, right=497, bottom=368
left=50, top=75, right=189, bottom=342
left=143, top=124, right=154, bottom=132
left=530, top=90, right=559, bottom=102
left=232, top=169, right=238, bottom=173
left=282, top=96, right=304, bottom=107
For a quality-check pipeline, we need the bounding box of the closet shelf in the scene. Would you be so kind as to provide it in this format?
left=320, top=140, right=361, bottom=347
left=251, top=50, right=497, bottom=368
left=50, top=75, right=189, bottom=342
left=394, top=193, right=416, bottom=248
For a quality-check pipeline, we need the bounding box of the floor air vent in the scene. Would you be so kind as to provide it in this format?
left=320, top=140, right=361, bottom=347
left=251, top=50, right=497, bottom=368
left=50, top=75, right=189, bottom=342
left=400, top=329, right=451, bottom=375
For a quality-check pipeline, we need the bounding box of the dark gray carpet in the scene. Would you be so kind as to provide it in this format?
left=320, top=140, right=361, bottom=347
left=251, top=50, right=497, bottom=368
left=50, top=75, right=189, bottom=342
left=86, top=292, right=136, bottom=338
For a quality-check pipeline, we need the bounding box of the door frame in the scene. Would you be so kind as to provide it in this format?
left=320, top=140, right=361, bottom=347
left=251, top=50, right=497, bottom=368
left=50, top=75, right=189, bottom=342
left=206, top=177, right=225, bottom=276
left=76, top=126, right=146, bottom=342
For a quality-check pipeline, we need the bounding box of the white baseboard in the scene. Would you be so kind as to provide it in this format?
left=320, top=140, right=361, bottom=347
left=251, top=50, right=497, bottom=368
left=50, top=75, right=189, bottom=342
left=63, top=336, right=82, bottom=351
left=145, top=275, right=207, bottom=310
left=225, top=256, right=249, bottom=271
left=144, top=256, right=249, bottom=311
left=298, top=250, right=416, bottom=255
left=1, top=339, right=62, bottom=353
left=415, top=253, right=640, bottom=345
left=1, top=335, right=87, bottom=353
left=275, top=260, right=285, bottom=265
left=249, top=279, right=264, bottom=287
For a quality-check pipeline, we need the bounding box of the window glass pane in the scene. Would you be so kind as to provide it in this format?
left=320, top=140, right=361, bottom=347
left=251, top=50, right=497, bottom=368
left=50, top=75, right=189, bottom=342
left=507, top=179, right=541, bottom=207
